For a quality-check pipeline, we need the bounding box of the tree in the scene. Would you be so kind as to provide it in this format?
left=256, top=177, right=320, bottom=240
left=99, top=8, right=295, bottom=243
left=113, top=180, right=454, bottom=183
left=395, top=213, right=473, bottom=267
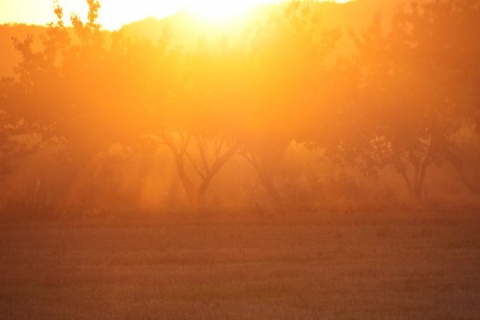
left=348, top=0, right=480, bottom=199
left=1, top=0, right=175, bottom=205
left=236, top=0, right=341, bottom=203
left=400, top=0, right=480, bottom=194
left=145, top=39, right=245, bottom=208
left=0, top=78, right=36, bottom=181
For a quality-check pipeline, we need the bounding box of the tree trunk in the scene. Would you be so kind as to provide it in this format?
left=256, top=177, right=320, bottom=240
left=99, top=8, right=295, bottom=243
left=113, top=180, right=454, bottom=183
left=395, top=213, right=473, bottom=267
left=172, top=153, right=202, bottom=208
left=162, top=132, right=238, bottom=209
left=258, top=172, right=282, bottom=204
left=441, top=143, right=480, bottom=194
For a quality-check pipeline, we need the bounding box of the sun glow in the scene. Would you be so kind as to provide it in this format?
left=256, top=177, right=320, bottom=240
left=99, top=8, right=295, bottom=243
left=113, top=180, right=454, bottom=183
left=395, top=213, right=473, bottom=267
left=0, top=0, right=355, bottom=30
left=180, top=0, right=279, bottom=22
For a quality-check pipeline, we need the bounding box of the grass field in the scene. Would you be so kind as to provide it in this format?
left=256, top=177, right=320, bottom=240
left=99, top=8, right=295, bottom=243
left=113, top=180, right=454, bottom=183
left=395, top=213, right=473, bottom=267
left=1, top=210, right=479, bottom=319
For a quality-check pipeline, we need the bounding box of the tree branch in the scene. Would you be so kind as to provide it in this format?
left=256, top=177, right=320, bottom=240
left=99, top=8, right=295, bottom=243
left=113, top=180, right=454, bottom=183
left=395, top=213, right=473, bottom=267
left=186, top=151, right=206, bottom=180
left=195, top=135, right=210, bottom=173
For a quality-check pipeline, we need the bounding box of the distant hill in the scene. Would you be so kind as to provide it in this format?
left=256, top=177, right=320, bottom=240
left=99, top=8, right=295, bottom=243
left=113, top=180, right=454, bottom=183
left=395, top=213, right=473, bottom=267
left=0, top=0, right=403, bottom=77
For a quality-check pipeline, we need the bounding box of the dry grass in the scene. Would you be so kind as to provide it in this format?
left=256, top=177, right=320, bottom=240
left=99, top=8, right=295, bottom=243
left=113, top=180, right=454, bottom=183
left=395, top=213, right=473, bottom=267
left=0, top=210, right=479, bottom=319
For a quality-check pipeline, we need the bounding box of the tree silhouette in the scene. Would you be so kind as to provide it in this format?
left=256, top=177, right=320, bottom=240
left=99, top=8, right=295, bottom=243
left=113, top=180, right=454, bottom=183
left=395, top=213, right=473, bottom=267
left=399, top=0, right=480, bottom=194
left=237, top=1, right=340, bottom=203
left=147, top=39, right=245, bottom=207
left=349, top=0, right=480, bottom=199
left=2, top=0, right=161, bottom=204
left=2, top=0, right=479, bottom=209
left=0, top=83, right=37, bottom=182
left=391, top=0, right=480, bottom=197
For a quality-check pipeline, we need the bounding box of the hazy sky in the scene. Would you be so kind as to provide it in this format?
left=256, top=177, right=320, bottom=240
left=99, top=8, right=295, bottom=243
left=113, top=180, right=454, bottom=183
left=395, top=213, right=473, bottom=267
left=0, top=0, right=180, bottom=29
left=0, top=0, right=282, bottom=29
left=0, top=0, right=356, bottom=30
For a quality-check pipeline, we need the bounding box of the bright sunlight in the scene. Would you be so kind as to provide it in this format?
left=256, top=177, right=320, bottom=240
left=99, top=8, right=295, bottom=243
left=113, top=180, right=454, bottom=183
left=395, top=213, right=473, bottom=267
left=0, top=0, right=354, bottom=30
left=178, top=0, right=353, bottom=22
left=180, top=0, right=279, bottom=22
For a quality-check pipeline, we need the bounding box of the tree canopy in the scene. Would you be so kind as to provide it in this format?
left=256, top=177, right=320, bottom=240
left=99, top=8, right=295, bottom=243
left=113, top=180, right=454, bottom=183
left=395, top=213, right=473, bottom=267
left=1, top=0, right=479, bottom=210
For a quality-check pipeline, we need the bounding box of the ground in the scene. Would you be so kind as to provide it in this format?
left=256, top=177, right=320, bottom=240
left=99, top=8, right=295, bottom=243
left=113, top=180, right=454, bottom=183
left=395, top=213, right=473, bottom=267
left=0, top=210, right=479, bottom=319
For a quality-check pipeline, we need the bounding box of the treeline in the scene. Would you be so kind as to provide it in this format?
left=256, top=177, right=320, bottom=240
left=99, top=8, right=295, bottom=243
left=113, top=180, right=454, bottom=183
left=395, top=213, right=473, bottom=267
left=1, top=0, right=479, bottom=212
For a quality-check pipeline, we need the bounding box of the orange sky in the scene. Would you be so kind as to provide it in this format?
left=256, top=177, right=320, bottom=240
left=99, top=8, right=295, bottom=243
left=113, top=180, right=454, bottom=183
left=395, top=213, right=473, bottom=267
left=0, top=0, right=354, bottom=30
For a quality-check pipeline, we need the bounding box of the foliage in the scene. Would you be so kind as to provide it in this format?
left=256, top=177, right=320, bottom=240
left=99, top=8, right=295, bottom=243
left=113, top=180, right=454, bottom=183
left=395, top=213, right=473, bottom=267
left=0, top=0, right=479, bottom=209
left=347, top=0, right=480, bottom=198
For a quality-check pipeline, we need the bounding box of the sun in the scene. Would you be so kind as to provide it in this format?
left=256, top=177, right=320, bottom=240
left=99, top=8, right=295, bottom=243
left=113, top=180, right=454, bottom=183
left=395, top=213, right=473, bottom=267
left=181, top=0, right=278, bottom=22
left=180, top=0, right=354, bottom=23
